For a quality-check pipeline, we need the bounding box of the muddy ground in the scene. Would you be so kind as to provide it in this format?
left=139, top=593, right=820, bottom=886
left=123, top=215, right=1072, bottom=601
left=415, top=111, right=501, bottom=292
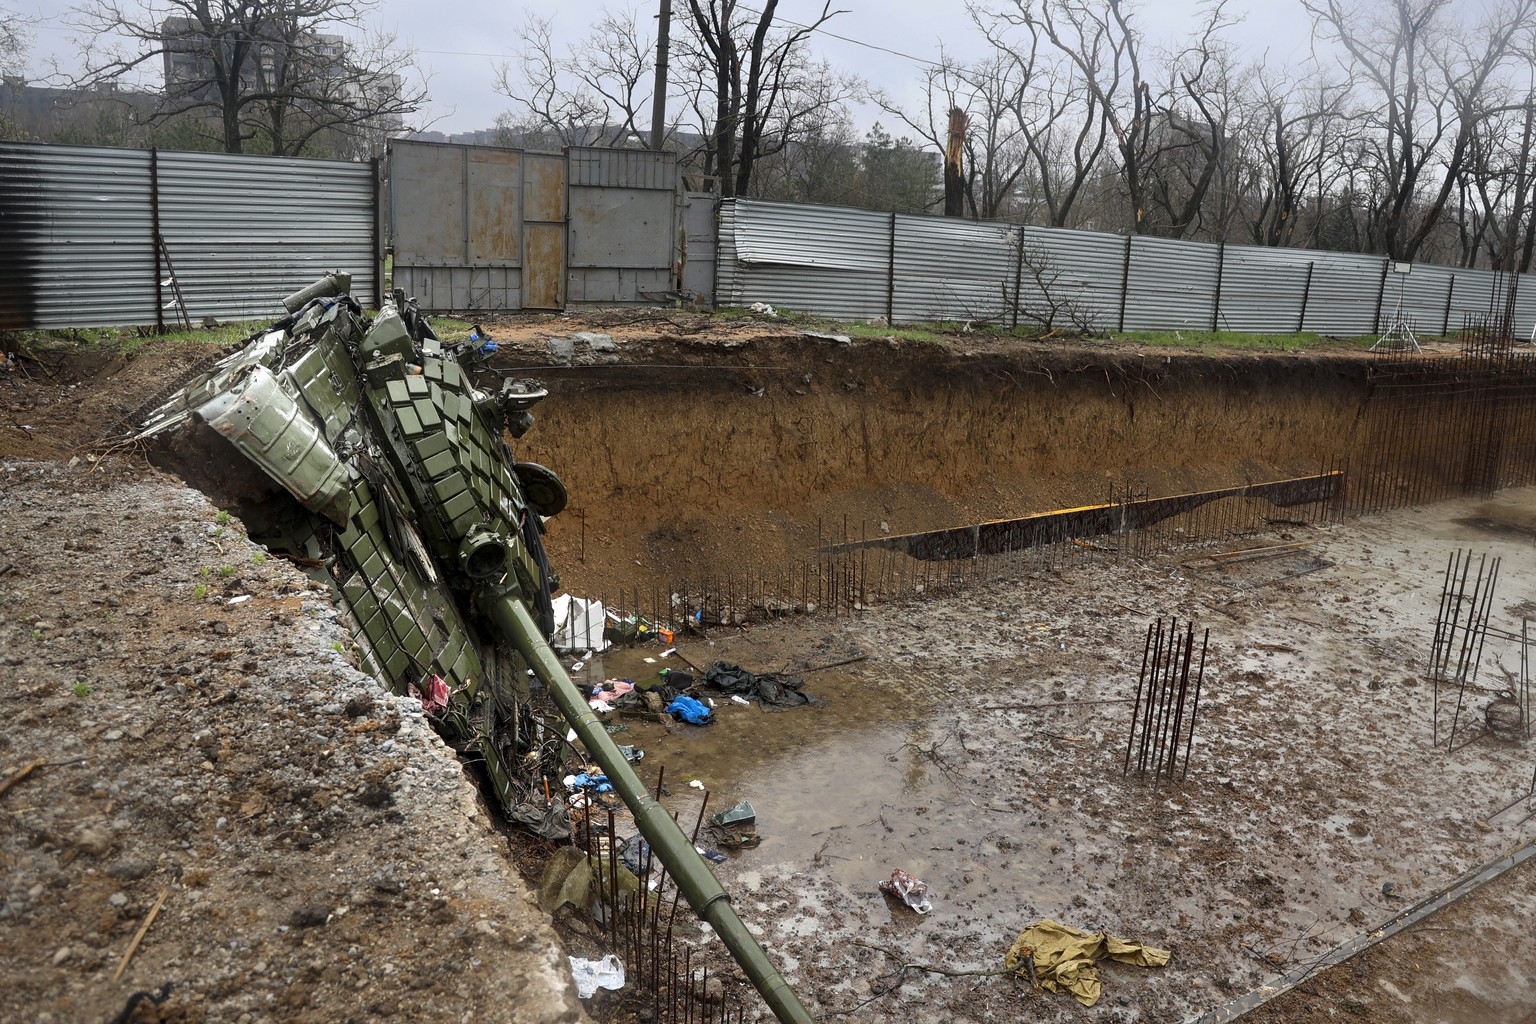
left=2, top=314, right=1534, bottom=1024
left=0, top=461, right=582, bottom=1024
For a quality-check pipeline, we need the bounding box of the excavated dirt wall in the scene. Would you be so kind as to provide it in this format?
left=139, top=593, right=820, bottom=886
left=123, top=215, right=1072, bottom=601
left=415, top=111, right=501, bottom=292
left=512, top=341, right=1370, bottom=592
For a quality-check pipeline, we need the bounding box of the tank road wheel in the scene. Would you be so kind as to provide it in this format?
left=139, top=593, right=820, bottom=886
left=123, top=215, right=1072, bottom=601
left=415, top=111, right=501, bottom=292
left=513, top=462, right=568, bottom=518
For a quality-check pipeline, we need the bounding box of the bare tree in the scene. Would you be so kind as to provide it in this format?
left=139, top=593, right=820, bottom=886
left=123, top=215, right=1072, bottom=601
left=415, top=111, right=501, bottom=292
left=746, top=79, right=861, bottom=205
left=495, top=8, right=653, bottom=149
left=967, top=11, right=1109, bottom=227
left=1009, top=232, right=1101, bottom=333
left=979, top=0, right=1240, bottom=238
left=1304, top=0, right=1536, bottom=260
left=1139, top=25, right=1241, bottom=239
left=877, top=49, right=1035, bottom=220
left=1238, top=73, right=1351, bottom=247
left=683, top=0, right=842, bottom=197
left=0, top=6, right=32, bottom=140
left=65, top=0, right=426, bottom=157
left=1, top=5, right=29, bottom=77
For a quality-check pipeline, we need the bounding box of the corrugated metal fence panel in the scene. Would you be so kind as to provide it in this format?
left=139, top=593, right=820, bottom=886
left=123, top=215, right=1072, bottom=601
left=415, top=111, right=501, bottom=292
left=1019, top=225, right=1126, bottom=331
left=1447, top=266, right=1499, bottom=329
left=716, top=198, right=742, bottom=304
left=1300, top=250, right=1383, bottom=335
left=1513, top=278, right=1536, bottom=341
left=157, top=150, right=375, bottom=323
left=0, top=141, right=374, bottom=330
left=727, top=199, right=889, bottom=318
left=0, top=143, right=156, bottom=329
left=893, top=215, right=1015, bottom=322
left=1124, top=236, right=1219, bottom=331
left=1392, top=263, right=1456, bottom=334
left=0, top=146, right=48, bottom=329
left=1218, top=245, right=1310, bottom=332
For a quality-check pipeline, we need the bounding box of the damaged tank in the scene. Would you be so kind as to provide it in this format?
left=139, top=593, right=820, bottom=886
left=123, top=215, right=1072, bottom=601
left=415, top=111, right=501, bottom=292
left=127, top=274, right=813, bottom=1024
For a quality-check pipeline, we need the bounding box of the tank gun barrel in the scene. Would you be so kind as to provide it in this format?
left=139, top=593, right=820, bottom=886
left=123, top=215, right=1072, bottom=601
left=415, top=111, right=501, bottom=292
left=478, top=587, right=815, bottom=1024
left=281, top=272, right=353, bottom=312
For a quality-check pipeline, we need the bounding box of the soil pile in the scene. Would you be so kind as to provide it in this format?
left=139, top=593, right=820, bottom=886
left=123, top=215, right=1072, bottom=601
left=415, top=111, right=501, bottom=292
left=0, top=460, right=582, bottom=1024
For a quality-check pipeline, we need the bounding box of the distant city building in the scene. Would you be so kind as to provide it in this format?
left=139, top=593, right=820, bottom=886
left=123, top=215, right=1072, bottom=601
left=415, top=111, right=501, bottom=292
left=161, top=15, right=346, bottom=102
left=0, top=76, right=160, bottom=142
left=159, top=16, right=403, bottom=145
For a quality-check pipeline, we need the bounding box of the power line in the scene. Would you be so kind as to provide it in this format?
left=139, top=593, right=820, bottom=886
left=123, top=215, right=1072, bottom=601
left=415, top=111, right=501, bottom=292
left=752, top=8, right=949, bottom=71
left=414, top=5, right=953, bottom=73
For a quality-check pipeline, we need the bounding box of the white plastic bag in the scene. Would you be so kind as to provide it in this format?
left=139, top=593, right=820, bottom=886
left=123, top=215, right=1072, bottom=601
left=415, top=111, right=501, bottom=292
left=551, top=595, right=610, bottom=653
left=569, top=953, right=625, bottom=998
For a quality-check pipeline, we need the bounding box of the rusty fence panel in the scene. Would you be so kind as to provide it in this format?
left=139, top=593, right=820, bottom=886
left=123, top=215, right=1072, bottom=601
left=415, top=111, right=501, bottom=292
left=389, top=140, right=680, bottom=312
left=681, top=192, right=718, bottom=304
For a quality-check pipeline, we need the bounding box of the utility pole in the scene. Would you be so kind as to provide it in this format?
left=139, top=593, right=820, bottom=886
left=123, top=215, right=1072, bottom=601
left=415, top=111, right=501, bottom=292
left=651, top=0, right=672, bottom=150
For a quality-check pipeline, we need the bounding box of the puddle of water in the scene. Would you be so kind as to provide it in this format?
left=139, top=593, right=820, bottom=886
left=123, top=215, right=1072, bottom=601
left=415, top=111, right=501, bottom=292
left=571, top=643, right=1088, bottom=937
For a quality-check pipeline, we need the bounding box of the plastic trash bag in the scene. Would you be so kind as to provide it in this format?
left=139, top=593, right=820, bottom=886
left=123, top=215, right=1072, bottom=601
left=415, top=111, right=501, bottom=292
left=569, top=953, right=625, bottom=998
left=508, top=800, right=571, bottom=840
left=665, top=695, right=713, bottom=725
left=879, top=868, right=933, bottom=914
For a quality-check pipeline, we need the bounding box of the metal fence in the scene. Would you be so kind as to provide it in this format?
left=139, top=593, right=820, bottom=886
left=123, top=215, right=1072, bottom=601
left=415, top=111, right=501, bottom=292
left=0, top=142, right=378, bottom=330
left=9, top=141, right=1533, bottom=337
left=717, top=198, right=1536, bottom=339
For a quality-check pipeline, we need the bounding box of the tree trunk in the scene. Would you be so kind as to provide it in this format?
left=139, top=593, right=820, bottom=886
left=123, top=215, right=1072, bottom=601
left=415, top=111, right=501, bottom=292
left=943, top=107, right=967, bottom=217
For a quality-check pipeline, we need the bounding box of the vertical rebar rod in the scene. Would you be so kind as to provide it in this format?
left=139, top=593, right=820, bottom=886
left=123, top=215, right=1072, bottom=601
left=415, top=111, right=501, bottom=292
left=1429, top=549, right=1460, bottom=745
left=1163, top=621, right=1196, bottom=782
left=1182, top=629, right=1210, bottom=781
left=1125, top=620, right=1155, bottom=775
left=1137, top=619, right=1165, bottom=773
left=606, top=808, right=618, bottom=935
left=1149, top=618, right=1179, bottom=776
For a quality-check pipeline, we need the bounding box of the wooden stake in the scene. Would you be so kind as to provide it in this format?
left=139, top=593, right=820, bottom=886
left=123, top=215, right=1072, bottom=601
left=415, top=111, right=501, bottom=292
left=0, top=757, right=45, bottom=800
left=114, top=889, right=169, bottom=982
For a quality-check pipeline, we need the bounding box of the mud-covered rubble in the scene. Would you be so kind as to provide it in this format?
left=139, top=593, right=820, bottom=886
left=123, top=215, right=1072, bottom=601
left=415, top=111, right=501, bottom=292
left=0, top=460, right=583, bottom=1024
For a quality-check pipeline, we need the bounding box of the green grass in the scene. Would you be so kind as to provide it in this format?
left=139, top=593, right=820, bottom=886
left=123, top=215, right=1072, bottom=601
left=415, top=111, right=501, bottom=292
left=193, top=584, right=208, bottom=600
left=835, top=320, right=950, bottom=344
left=72, top=682, right=92, bottom=697
left=716, top=305, right=1420, bottom=353
left=16, top=319, right=272, bottom=357
left=215, top=510, right=231, bottom=525
left=1113, top=328, right=1386, bottom=352
left=217, top=566, right=236, bottom=578
left=252, top=552, right=268, bottom=563
left=427, top=317, right=476, bottom=344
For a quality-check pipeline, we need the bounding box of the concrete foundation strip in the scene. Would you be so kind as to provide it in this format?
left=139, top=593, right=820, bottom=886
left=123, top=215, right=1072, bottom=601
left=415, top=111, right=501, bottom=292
left=826, top=471, right=1344, bottom=562
left=1187, top=837, right=1536, bottom=1023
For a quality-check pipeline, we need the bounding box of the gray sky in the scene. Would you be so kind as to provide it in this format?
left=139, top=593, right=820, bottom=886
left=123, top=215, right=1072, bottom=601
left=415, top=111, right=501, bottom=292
left=15, top=0, right=1319, bottom=141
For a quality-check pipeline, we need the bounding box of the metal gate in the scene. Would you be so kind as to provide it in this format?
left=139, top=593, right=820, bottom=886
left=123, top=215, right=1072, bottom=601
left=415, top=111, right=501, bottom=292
left=388, top=140, right=678, bottom=312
